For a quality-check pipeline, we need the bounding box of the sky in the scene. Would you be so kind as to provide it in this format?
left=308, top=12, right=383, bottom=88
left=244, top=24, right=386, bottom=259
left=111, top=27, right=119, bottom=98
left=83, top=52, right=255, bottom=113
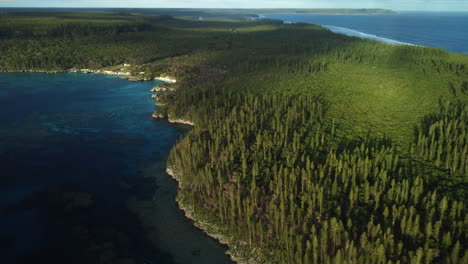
left=0, top=0, right=467, bottom=11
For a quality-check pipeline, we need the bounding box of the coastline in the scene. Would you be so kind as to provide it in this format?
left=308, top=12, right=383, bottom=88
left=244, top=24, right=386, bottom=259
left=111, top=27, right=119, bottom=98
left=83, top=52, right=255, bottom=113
left=0, top=68, right=176, bottom=82
left=167, top=117, right=194, bottom=126
left=1, top=69, right=246, bottom=263
left=147, top=75, right=252, bottom=263
left=155, top=76, right=177, bottom=83
left=166, top=166, right=257, bottom=264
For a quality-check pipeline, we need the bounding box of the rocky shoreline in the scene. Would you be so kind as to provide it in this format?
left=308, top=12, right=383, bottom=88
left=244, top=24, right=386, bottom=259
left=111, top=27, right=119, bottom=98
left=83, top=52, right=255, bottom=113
left=167, top=117, right=194, bottom=126
left=154, top=76, right=177, bottom=83
left=166, top=167, right=256, bottom=264
left=69, top=68, right=131, bottom=76
left=153, top=90, right=256, bottom=263
left=1, top=68, right=176, bottom=83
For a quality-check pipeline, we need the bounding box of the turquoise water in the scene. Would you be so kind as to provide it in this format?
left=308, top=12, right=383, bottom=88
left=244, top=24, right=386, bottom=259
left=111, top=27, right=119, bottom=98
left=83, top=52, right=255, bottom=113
left=261, top=12, right=468, bottom=53
left=0, top=73, right=232, bottom=264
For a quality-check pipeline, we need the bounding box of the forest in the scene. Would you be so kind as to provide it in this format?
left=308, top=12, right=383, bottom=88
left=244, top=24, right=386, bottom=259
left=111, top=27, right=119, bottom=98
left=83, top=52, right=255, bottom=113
left=0, top=9, right=467, bottom=264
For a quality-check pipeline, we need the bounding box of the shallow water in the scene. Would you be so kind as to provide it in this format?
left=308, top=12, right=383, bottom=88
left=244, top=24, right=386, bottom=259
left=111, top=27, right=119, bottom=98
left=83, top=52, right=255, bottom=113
left=261, top=12, right=468, bottom=53
left=0, top=73, right=232, bottom=264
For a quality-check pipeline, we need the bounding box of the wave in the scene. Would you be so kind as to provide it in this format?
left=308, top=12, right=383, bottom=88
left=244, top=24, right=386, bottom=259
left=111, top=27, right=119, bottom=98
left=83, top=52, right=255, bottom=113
left=322, top=25, right=415, bottom=46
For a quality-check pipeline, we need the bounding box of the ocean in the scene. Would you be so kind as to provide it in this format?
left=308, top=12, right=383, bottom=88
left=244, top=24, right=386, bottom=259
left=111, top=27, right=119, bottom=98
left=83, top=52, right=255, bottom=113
left=0, top=73, right=232, bottom=264
left=261, top=12, right=468, bottom=53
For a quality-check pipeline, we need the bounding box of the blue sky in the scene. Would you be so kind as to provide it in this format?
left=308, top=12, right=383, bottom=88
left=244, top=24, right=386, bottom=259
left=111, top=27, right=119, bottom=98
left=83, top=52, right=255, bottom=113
left=0, top=0, right=467, bottom=11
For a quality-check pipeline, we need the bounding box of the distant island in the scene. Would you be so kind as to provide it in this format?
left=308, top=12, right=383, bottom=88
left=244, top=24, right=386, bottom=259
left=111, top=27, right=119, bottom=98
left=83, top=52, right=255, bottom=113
left=0, top=8, right=394, bottom=20
left=194, top=8, right=396, bottom=19
left=127, top=8, right=396, bottom=19
left=221, top=8, right=395, bottom=14
left=159, top=8, right=395, bottom=14
left=280, top=8, right=395, bottom=14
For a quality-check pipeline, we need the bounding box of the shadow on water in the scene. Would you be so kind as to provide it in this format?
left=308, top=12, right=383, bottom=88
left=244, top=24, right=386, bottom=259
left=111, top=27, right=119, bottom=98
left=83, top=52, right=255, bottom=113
left=0, top=73, right=232, bottom=264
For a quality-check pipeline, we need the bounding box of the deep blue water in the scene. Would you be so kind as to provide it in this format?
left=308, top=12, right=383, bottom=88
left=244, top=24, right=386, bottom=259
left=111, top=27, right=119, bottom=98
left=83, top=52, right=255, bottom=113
left=261, top=12, right=468, bottom=53
left=0, top=73, right=232, bottom=264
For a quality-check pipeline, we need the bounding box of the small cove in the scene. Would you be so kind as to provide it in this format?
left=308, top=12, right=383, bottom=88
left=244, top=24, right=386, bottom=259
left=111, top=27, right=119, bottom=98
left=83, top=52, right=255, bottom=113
left=0, top=72, right=233, bottom=264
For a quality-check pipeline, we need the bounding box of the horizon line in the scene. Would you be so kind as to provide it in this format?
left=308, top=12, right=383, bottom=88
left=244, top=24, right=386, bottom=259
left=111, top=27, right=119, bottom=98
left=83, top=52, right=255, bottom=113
left=0, top=7, right=466, bottom=11
left=0, top=7, right=468, bottom=12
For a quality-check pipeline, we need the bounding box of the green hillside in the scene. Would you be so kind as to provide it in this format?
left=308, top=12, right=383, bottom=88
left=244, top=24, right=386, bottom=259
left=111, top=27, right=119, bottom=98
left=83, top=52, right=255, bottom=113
left=0, top=10, right=467, bottom=264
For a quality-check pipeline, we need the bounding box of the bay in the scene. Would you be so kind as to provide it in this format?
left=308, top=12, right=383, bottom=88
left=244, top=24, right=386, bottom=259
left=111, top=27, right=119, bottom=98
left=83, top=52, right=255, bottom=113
left=0, top=72, right=232, bottom=264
